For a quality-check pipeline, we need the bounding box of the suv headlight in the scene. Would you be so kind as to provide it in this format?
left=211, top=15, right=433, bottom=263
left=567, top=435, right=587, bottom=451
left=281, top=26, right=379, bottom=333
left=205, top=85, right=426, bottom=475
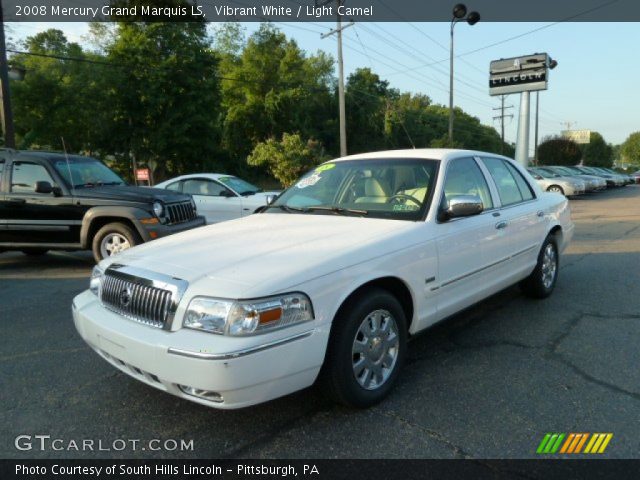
left=183, top=293, right=313, bottom=336
left=152, top=201, right=164, bottom=218
left=89, top=265, right=104, bottom=296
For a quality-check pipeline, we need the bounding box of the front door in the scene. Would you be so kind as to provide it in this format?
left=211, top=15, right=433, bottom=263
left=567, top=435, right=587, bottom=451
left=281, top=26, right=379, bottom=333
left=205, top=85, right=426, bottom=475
left=182, top=178, right=242, bottom=224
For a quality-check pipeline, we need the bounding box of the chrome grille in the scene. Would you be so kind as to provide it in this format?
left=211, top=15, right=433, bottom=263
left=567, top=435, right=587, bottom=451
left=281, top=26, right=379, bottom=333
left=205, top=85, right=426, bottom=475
left=99, top=264, right=188, bottom=329
left=166, top=201, right=197, bottom=225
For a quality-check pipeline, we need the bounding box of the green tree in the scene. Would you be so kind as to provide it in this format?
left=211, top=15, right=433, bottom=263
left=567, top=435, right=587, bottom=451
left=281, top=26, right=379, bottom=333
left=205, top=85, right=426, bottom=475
left=621, top=132, right=640, bottom=165
left=101, top=21, right=222, bottom=180
left=582, top=131, right=613, bottom=167
left=247, top=133, right=328, bottom=187
left=537, top=137, right=582, bottom=166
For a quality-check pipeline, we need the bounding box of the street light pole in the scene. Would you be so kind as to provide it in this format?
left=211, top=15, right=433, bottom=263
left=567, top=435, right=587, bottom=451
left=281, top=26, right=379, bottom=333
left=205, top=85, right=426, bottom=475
left=0, top=2, right=16, bottom=149
left=448, top=4, right=480, bottom=145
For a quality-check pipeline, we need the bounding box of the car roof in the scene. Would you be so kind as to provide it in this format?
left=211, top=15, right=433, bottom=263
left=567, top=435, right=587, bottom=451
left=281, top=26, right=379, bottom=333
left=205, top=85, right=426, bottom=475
left=327, top=148, right=514, bottom=163
left=3, top=150, right=95, bottom=162
left=160, top=173, right=235, bottom=183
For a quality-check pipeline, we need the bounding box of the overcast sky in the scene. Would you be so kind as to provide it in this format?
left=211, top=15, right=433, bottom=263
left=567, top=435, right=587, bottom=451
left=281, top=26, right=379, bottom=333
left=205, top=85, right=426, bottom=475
left=8, top=21, right=639, bottom=152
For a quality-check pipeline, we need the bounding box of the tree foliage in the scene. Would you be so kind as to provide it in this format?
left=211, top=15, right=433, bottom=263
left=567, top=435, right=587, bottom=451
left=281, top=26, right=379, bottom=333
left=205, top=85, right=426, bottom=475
left=582, top=131, right=613, bottom=167
left=621, top=132, right=640, bottom=165
left=9, top=23, right=514, bottom=185
left=537, top=137, right=583, bottom=166
left=247, top=133, right=329, bottom=187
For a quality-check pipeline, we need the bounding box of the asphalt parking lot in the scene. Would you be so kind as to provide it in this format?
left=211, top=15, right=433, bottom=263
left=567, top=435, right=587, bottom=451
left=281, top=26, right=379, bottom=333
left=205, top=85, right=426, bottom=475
left=1, top=186, right=639, bottom=459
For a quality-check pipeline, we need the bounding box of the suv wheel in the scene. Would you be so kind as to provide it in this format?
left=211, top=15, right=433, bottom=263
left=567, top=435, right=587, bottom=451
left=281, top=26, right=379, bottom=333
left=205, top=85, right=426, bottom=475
left=92, top=222, right=140, bottom=263
left=319, top=288, right=407, bottom=408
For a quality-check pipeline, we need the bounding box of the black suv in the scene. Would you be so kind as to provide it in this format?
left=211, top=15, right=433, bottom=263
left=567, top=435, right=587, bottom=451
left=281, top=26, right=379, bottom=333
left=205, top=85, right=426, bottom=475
left=0, top=150, right=205, bottom=262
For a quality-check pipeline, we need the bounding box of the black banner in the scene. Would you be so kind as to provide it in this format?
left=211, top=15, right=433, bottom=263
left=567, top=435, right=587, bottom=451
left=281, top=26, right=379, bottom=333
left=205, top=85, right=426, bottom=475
left=2, top=459, right=640, bottom=480
left=3, top=0, right=640, bottom=22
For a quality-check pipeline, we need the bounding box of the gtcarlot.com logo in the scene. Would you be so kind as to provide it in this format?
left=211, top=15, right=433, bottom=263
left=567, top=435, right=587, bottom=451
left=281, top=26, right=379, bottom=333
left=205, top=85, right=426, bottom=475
left=536, top=433, right=613, bottom=454
left=15, top=435, right=194, bottom=452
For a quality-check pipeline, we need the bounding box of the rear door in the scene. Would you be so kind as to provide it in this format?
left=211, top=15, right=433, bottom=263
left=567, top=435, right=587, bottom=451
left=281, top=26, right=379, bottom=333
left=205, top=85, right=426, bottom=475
left=182, top=178, right=242, bottom=224
left=3, top=159, right=80, bottom=245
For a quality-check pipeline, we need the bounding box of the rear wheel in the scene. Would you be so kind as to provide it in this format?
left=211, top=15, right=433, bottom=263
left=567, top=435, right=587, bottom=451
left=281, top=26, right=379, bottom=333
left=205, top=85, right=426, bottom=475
left=92, top=222, right=140, bottom=263
left=547, top=185, right=564, bottom=195
left=520, top=235, right=559, bottom=299
left=319, top=288, right=407, bottom=408
left=21, top=248, right=48, bottom=256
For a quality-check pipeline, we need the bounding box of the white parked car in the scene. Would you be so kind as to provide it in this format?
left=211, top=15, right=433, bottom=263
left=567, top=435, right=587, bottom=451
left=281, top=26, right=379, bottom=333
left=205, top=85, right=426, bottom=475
left=73, top=150, right=574, bottom=409
left=527, top=167, right=586, bottom=196
left=154, top=174, right=280, bottom=224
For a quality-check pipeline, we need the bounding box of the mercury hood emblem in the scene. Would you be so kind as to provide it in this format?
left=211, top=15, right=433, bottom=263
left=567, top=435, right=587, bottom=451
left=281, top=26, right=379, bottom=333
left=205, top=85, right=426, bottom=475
left=120, top=286, right=133, bottom=307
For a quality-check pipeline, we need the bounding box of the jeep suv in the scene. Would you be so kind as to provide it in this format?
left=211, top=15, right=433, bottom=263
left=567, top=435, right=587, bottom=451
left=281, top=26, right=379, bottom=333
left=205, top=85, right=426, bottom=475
left=0, top=150, right=205, bottom=262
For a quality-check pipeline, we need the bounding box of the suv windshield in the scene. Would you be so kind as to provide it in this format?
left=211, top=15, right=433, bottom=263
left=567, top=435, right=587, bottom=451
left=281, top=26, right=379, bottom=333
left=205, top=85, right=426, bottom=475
left=217, top=176, right=261, bottom=195
left=53, top=157, right=125, bottom=188
left=267, top=158, right=438, bottom=221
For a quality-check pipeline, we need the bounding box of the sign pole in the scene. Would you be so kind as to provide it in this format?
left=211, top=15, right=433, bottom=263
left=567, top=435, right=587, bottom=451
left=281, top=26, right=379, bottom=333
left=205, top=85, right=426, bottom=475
left=515, top=91, right=530, bottom=167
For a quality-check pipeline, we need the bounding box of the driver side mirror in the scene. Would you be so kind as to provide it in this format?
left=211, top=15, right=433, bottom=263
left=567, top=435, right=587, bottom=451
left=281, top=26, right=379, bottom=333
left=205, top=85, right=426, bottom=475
left=265, top=194, right=277, bottom=205
left=35, top=181, right=53, bottom=194
left=438, top=195, right=484, bottom=222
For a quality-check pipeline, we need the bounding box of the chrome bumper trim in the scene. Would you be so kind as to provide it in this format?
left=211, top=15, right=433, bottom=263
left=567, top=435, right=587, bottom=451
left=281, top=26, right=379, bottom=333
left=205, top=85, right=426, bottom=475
left=167, top=330, right=315, bottom=360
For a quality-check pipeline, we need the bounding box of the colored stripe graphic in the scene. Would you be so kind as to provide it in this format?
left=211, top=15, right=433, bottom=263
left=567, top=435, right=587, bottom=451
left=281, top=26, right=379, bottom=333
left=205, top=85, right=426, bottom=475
left=538, top=433, right=613, bottom=454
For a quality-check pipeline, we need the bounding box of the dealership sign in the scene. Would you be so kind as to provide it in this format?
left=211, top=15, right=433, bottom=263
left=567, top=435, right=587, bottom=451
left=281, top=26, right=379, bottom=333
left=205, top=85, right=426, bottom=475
left=489, top=53, right=550, bottom=96
left=562, top=130, right=591, bottom=144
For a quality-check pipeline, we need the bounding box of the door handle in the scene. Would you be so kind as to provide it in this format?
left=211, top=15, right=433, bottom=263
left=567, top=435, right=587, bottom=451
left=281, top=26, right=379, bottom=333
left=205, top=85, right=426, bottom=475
left=495, top=221, right=508, bottom=230
left=537, top=210, right=544, bottom=218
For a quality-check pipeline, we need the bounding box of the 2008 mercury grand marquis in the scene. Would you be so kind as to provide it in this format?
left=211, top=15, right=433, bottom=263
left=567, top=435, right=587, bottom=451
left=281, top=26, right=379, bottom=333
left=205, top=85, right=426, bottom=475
left=72, top=149, right=574, bottom=409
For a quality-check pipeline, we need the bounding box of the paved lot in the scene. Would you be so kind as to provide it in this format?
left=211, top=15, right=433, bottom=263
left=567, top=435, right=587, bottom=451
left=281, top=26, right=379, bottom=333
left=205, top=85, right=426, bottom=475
left=1, top=186, right=639, bottom=459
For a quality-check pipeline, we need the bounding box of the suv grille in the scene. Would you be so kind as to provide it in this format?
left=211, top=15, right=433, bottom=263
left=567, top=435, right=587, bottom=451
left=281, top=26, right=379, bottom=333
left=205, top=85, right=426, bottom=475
left=166, top=201, right=197, bottom=225
left=100, top=264, right=188, bottom=329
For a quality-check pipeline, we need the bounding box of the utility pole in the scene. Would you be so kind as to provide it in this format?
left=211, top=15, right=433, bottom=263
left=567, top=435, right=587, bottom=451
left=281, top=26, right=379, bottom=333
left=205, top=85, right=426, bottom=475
left=321, top=1, right=353, bottom=157
left=493, top=95, right=513, bottom=153
left=561, top=121, right=577, bottom=132
left=0, top=3, right=16, bottom=149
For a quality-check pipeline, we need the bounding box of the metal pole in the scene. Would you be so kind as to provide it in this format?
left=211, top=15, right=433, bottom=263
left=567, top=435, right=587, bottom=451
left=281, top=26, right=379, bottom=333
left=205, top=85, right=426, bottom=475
left=534, top=91, right=540, bottom=165
left=515, top=91, right=530, bottom=166
left=336, top=2, right=347, bottom=157
left=500, top=95, right=505, bottom=152
left=0, top=3, right=16, bottom=149
left=448, top=20, right=455, bottom=144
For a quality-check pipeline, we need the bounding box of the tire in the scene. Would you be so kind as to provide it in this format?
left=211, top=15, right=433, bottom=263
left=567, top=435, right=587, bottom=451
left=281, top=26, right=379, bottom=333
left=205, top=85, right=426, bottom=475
left=520, top=235, right=559, bottom=299
left=91, top=222, right=140, bottom=263
left=21, top=248, right=49, bottom=256
left=547, top=185, right=564, bottom=195
left=319, top=288, right=407, bottom=408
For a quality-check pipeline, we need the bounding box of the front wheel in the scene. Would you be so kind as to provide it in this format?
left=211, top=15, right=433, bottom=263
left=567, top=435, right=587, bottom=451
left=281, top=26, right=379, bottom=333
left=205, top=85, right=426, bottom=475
left=319, top=288, right=407, bottom=408
left=520, top=236, right=559, bottom=299
left=92, top=222, right=140, bottom=263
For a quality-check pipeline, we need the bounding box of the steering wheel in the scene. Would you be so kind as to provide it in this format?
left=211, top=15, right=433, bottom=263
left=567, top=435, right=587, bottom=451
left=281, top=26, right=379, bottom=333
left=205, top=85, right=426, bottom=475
left=387, top=194, right=422, bottom=207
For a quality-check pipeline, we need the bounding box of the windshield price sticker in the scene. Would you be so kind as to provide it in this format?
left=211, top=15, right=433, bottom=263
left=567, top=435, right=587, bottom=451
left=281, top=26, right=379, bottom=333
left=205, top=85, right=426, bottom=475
left=296, top=174, right=321, bottom=189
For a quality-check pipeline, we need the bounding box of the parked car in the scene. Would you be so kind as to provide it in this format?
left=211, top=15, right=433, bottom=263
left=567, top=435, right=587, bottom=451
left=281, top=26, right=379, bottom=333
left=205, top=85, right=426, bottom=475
left=0, top=150, right=205, bottom=262
left=73, top=149, right=574, bottom=409
left=155, top=174, right=280, bottom=224
left=544, top=166, right=607, bottom=191
left=632, top=171, right=640, bottom=184
left=576, top=166, right=625, bottom=187
left=527, top=167, right=585, bottom=196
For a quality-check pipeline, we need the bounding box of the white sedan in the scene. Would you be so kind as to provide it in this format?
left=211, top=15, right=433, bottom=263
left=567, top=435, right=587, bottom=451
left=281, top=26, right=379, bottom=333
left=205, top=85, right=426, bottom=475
left=73, top=149, right=574, bottom=409
left=155, top=174, right=280, bottom=224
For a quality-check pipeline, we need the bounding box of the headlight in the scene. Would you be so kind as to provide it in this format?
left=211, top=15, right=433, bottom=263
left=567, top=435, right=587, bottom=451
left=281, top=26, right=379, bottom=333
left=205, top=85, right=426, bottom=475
left=183, top=293, right=313, bottom=336
left=89, top=265, right=104, bottom=296
left=152, top=201, right=164, bottom=218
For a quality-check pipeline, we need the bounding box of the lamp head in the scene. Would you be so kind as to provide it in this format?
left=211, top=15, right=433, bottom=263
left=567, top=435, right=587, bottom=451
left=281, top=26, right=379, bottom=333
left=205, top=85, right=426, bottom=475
left=452, top=3, right=467, bottom=19
left=467, top=11, right=481, bottom=25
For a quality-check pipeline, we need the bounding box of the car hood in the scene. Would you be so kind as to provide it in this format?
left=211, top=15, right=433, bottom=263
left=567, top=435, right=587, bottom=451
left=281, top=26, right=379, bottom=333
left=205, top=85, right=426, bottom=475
left=74, top=185, right=190, bottom=204
left=103, top=213, right=416, bottom=297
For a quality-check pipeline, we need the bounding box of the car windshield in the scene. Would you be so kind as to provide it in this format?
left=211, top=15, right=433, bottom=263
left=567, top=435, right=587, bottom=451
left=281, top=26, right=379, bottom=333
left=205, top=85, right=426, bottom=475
left=217, top=176, right=261, bottom=195
left=53, top=157, right=126, bottom=188
left=536, top=168, right=560, bottom=178
left=267, top=158, right=438, bottom=221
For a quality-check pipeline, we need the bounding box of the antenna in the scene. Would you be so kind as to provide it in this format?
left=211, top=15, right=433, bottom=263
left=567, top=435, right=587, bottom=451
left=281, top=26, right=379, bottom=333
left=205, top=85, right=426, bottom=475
left=61, top=137, right=75, bottom=196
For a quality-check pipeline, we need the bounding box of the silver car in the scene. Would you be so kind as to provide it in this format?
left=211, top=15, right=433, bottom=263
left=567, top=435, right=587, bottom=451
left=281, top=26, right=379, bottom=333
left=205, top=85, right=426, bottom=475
left=544, top=166, right=606, bottom=191
left=527, top=167, right=586, bottom=196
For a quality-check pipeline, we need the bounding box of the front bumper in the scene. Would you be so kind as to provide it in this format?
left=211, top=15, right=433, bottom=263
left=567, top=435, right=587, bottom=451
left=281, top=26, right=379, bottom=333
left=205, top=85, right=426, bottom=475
left=138, top=216, right=206, bottom=242
left=72, top=291, right=327, bottom=409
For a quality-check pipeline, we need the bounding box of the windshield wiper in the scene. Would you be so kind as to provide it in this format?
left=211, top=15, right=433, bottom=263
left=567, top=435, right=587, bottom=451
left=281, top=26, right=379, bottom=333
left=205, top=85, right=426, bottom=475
left=303, top=206, right=369, bottom=216
left=269, top=205, right=308, bottom=213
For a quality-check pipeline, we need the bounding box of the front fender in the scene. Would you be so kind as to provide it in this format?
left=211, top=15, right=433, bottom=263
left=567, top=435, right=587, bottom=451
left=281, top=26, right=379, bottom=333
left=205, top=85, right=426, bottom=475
left=81, top=206, right=153, bottom=247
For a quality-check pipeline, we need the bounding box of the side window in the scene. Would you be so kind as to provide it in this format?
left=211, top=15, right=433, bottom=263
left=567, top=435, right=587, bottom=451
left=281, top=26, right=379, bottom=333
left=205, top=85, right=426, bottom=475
left=506, top=163, right=535, bottom=201
left=10, top=162, right=55, bottom=194
left=183, top=179, right=229, bottom=197
left=165, top=181, right=181, bottom=192
left=442, top=157, right=493, bottom=210
left=481, top=157, right=523, bottom=206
